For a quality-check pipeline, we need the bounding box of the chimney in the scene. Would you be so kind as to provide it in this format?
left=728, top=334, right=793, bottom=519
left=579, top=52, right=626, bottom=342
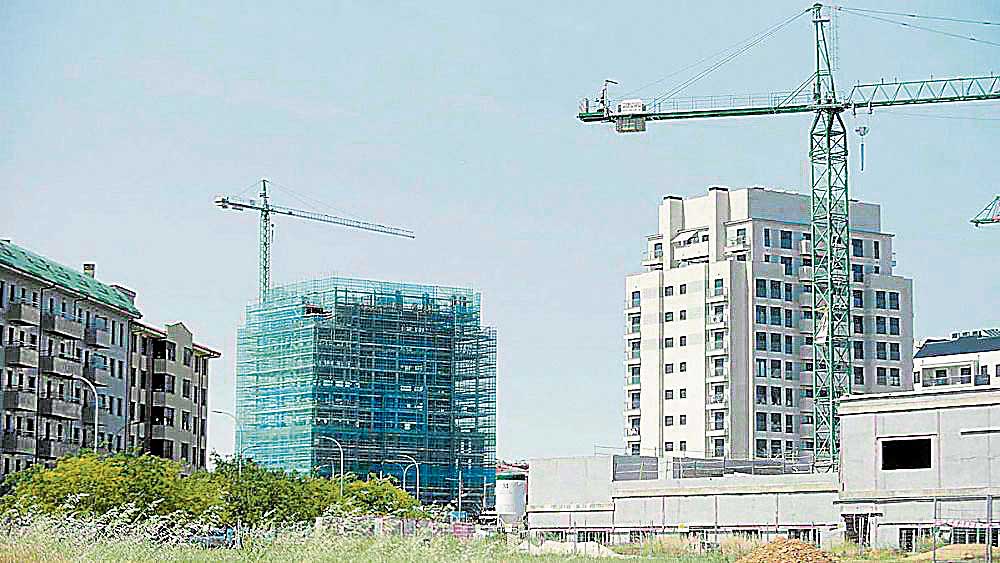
left=83, top=263, right=96, bottom=278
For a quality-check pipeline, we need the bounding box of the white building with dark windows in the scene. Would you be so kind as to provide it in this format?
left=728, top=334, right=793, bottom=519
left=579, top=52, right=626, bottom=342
left=913, top=329, right=1000, bottom=391
left=624, top=187, right=913, bottom=460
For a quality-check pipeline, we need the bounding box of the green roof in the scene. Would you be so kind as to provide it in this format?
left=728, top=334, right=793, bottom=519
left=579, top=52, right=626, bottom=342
left=0, top=240, right=140, bottom=317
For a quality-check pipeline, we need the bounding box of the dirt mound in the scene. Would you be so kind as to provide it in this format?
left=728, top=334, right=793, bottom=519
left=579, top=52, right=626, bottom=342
left=736, top=538, right=835, bottom=563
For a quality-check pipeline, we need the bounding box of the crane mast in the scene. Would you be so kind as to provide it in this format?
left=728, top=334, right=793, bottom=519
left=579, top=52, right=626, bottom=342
left=578, top=2, right=1000, bottom=470
left=215, top=179, right=415, bottom=300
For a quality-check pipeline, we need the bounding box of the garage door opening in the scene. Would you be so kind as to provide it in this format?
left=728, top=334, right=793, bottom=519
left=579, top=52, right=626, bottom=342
left=881, top=438, right=932, bottom=470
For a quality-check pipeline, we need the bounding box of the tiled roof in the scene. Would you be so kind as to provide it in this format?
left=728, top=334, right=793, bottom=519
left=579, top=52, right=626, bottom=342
left=915, top=336, right=1000, bottom=358
left=0, top=240, right=140, bottom=317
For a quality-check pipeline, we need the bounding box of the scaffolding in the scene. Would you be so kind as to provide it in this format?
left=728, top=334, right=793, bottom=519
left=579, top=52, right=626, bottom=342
left=236, top=277, right=497, bottom=511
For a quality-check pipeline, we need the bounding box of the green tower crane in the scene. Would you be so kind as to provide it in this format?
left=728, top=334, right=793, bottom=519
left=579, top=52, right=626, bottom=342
left=578, top=3, right=1000, bottom=470
left=215, top=179, right=415, bottom=300
left=972, top=196, right=1000, bottom=227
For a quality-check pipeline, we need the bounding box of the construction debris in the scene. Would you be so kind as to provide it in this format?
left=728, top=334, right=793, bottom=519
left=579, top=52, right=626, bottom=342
left=736, top=538, right=835, bottom=563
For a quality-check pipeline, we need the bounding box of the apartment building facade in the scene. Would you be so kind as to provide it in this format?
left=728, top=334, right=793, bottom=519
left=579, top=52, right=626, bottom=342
left=912, top=329, right=1000, bottom=392
left=0, top=240, right=140, bottom=475
left=624, top=187, right=913, bottom=460
left=130, top=322, right=218, bottom=472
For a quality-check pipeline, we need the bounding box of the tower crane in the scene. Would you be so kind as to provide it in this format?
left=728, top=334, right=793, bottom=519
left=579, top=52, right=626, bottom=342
left=972, top=196, right=1000, bottom=227
left=215, top=178, right=414, bottom=300
left=578, top=3, right=1000, bottom=470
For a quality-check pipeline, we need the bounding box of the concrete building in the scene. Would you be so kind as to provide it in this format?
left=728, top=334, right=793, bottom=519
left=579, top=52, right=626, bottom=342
left=913, top=329, right=1000, bottom=392
left=624, top=187, right=914, bottom=460
left=529, top=386, right=1000, bottom=551
left=0, top=240, right=140, bottom=475
left=236, top=276, right=497, bottom=509
left=130, top=322, right=219, bottom=472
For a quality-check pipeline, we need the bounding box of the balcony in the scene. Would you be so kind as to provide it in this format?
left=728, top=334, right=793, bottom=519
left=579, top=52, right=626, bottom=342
left=725, top=236, right=749, bottom=253
left=625, top=375, right=641, bottom=388
left=42, top=312, right=84, bottom=340
left=83, top=358, right=109, bottom=382
left=799, top=239, right=812, bottom=255
left=799, top=318, right=814, bottom=334
left=38, top=396, right=83, bottom=419
left=707, top=368, right=728, bottom=381
left=706, top=343, right=728, bottom=356
left=625, top=324, right=641, bottom=337
left=40, top=355, right=83, bottom=379
left=1, top=431, right=36, bottom=454
left=706, top=287, right=728, bottom=303
left=798, top=292, right=813, bottom=308
left=3, top=388, right=37, bottom=411
left=4, top=345, right=39, bottom=368
left=707, top=420, right=727, bottom=435
left=625, top=427, right=640, bottom=438
left=85, top=325, right=111, bottom=348
left=37, top=438, right=77, bottom=459
left=5, top=301, right=40, bottom=326
left=625, top=299, right=641, bottom=312
left=798, top=266, right=813, bottom=282
left=707, top=393, right=728, bottom=408
left=641, top=249, right=664, bottom=267
left=799, top=344, right=814, bottom=359
left=707, top=313, right=727, bottom=328
left=675, top=240, right=709, bottom=262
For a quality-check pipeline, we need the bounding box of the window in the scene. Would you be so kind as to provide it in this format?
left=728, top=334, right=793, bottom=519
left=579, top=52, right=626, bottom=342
left=875, top=291, right=887, bottom=309
left=780, top=230, right=792, bottom=249
left=664, top=337, right=674, bottom=348
left=876, top=317, right=887, bottom=334
left=770, top=359, right=782, bottom=378
left=889, top=292, right=900, bottom=310
left=665, top=416, right=674, bottom=426
left=770, top=333, right=782, bottom=353
left=784, top=335, right=793, bottom=355
left=853, top=341, right=865, bottom=360
left=785, top=388, right=794, bottom=406
left=665, top=285, right=674, bottom=296
left=665, top=390, right=673, bottom=400
left=665, top=312, right=674, bottom=322
left=853, top=290, right=864, bottom=308
left=889, top=317, right=900, bottom=336
left=631, top=291, right=640, bottom=307
left=679, top=415, right=687, bottom=425
left=771, top=413, right=782, bottom=432
left=664, top=364, right=674, bottom=374
left=769, top=387, right=781, bottom=405
left=852, top=238, right=864, bottom=257
left=755, top=279, right=768, bottom=298
left=770, top=280, right=782, bottom=299
left=770, top=307, right=782, bottom=325
left=182, top=380, right=192, bottom=399
left=890, top=342, right=900, bottom=361
left=853, top=366, right=865, bottom=385
left=764, top=228, right=771, bottom=247
left=756, top=386, right=767, bottom=405
left=873, top=240, right=880, bottom=259
left=679, top=284, right=687, bottom=295
left=756, top=359, right=768, bottom=378
left=679, top=310, right=687, bottom=321
left=754, top=332, right=767, bottom=352
left=755, top=413, right=767, bottom=431
left=780, top=256, right=793, bottom=275
left=679, top=362, right=687, bottom=372
left=876, top=367, right=887, bottom=385
left=784, top=283, right=792, bottom=301
left=679, top=336, right=687, bottom=347
left=679, top=388, right=687, bottom=399
left=890, top=368, right=901, bottom=386
left=679, top=441, right=687, bottom=452
left=853, top=316, right=864, bottom=334
left=784, top=309, right=793, bottom=328
left=876, top=342, right=887, bottom=360
left=755, top=306, right=767, bottom=324
left=664, top=442, right=674, bottom=452
left=881, top=439, right=932, bottom=470
left=852, top=264, right=864, bottom=282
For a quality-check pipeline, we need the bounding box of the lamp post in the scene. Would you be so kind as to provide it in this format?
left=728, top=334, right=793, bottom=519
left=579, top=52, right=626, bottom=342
left=211, top=409, right=241, bottom=459
left=318, top=436, right=345, bottom=498
left=73, top=376, right=99, bottom=451
left=398, top=453, right=420, bottom=503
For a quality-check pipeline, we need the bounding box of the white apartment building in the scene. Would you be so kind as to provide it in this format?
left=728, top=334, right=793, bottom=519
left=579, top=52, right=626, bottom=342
left=623, top=187, right=914, bottom=460
left=913, top=329, right=1000, bottom=391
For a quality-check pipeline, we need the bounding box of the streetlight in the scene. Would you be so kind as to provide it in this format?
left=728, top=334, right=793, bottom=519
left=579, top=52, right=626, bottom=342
left=445, top=470, right=465, bottom=516
left=107, top=419, right=141, bottom=453
left=384, top=459, right=417, bottom=494
left=398, top=453, right=420, bottom=503
left=211, top=409, right=241, bottom=458
left=318, top=436, right=345, bottom=498
left=73, top=376, right=99, bottom=451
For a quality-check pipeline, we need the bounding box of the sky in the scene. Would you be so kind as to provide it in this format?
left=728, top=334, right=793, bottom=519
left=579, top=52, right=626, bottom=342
left=2, top=1, right=998, bottom=461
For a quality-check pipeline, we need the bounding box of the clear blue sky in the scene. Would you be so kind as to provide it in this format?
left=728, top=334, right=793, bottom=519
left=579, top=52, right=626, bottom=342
left=2, top=1, right=997, bottom=460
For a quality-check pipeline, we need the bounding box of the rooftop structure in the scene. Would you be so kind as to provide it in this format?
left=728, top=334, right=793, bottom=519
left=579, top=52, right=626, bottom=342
left=913, top=329, right=1000, bottom=391
left=236, top=276, right=496, bottom=510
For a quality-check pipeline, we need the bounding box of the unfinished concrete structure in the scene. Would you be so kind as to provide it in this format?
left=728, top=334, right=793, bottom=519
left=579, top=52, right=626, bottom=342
left=529, top=386, right=1000, bottom=551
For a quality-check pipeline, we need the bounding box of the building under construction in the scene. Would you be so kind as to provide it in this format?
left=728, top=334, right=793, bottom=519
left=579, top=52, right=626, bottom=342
left=236, top=276, right=496, bottom=510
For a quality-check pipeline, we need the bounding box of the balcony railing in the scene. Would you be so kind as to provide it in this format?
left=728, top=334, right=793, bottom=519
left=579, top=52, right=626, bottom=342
left=708, top=394, right=727, bottom=405
left=5, top=301, right=40, bottom=326
left=626, top=375, right=641, bottom=386
left=625, top=427, right=640, bottom=437
left=42, top=311, right=84, bottom=340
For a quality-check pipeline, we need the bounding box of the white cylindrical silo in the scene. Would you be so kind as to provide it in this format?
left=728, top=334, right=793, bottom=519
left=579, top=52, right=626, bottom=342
left=495, top=473, right=527, bottom=528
